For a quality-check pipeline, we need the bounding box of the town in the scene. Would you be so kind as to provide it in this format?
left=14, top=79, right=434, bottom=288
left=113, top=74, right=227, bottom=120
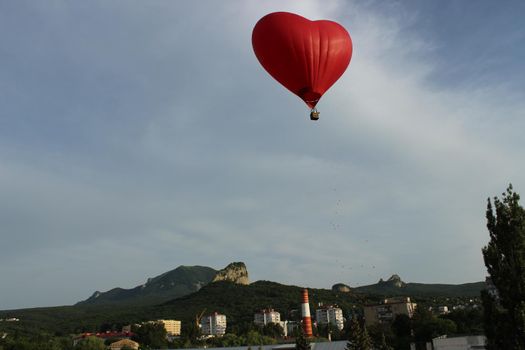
left=58, top=288, right=485, bottom=350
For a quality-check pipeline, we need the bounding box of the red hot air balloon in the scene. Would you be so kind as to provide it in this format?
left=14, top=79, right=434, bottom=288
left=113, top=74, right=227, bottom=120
left=252, top=12, right=352, bottom=120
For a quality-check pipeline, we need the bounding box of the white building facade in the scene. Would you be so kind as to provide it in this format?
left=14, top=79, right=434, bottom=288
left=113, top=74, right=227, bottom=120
left=316, top=305, right=344, bottom=330
left=201, top=313, right=227, bottom=336
left=254, top=309, right=281, bottom=326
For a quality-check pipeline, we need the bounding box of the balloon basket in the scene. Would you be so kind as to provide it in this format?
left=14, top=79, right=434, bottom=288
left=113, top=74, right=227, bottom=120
left=310, top=109, right=320, bottom=121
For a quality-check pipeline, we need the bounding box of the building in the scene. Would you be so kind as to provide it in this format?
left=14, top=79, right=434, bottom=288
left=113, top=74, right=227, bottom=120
left=254, top=309, right=281, bottom=326
left=363, top=297, right=417, bottom=326
left=157, top=319, right=181, bottom=336
left=73, top=332, right=134, bottom=346
left=109, top=339, right=139, bottom=350
left=315, top=305, right=344, bottom=330
left=432, top=335, right=486, bottom=350
left=201, top=312, right=227, bottom=336
left=174, top=340, right=348, bottom=350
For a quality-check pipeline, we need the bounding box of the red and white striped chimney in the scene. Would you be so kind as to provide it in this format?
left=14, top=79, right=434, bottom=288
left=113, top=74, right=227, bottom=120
left=301, top=288, right=313, bottom=337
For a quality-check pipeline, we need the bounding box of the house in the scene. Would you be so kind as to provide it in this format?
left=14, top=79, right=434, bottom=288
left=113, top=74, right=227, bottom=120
left=109, top=339, right=139, bottom=350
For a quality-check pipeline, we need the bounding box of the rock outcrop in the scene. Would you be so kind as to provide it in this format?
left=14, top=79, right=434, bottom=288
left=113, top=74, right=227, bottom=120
left=332, top=283, right=351, bottom=293
left=212, top=262, right=250, bottom=285
left=378, top=274, right=406, bottom=288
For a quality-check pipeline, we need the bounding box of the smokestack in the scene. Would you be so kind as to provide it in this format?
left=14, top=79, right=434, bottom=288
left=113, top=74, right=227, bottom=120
left=301, top=289, right=313, bottom=337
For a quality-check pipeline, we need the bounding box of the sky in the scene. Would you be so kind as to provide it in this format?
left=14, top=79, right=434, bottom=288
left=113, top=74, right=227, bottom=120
left=1, top=0, right=525, bottom=310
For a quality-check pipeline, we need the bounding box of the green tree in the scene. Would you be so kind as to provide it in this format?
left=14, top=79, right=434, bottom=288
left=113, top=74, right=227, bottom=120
left=216, top=333, right=244, bottom=347
left=181, top=320, right=201, bottom=345
left=74, top=336, right=106, bottom=350
left=261, top=323, right=284, bottom=338
left=482, top=185, right=525, bottom=349
left=295, top=330, right=311, bottom=350
left=412, top=306, right=456, bottom=345
left=133, top=322, right=167, bottom=349
left=345, top=317, right=371, bottom=350
left=367, top=322, right=394, bottom=348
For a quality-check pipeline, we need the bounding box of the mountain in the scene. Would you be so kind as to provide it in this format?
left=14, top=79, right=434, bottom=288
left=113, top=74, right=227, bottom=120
left=1, top=271, right=486, bottom=337
left=1, top=280, right=369, bottom=336
left=352, top=274, right=485, bottom=297
left=76, top=265, right=218, bottom=306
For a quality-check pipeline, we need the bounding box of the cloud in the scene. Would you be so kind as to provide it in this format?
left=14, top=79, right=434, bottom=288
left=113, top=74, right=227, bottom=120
left=1, top=1, right=524, bottom=309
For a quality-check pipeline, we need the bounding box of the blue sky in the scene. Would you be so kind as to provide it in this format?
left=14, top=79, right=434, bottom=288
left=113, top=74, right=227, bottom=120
left=1, top=1, right=525, bottom=310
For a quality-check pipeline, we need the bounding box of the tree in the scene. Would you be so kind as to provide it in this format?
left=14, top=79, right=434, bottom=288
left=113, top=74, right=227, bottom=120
left=74, top=336, right=106, bottom=350
left=295, top=330, right=311, bottom=350
left=482, top=185, right=525, bottom=349
left=367, top=322, right=394, bottom=347
left=133, top=322, right=167, bottom=349
left=181, top=320, right=201, bottom=345
left=261, top=323, right=284, bottom=338
left=345, top=317, right=372, bottom=350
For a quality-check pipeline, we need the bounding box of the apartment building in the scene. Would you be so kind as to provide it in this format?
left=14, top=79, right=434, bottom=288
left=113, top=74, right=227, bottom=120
left=157, top=319, right=181, bottom=336
left=363, top=297, right=417, bottom=326
left=254, top=309, right=281, bottom=326
left=201, top=312, right=227, bottom=336
left=315, top=305, right=344, bottom=330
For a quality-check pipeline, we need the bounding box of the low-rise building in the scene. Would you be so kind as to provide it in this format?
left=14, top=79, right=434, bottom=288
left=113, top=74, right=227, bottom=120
left=157, top=319, right=181, bottom=336
left=316, top=305, right=344, bottom=330
left=201, top=312, right=227, bottom=336
left=432, top=335, right=486, bottom=350
left=363, top=297, right=417, bottom=326
left=73, top=332, right=134, bottom=346
left=109, top=339, right=139, bottom=350
left=254, top=309, right=281, bottom=326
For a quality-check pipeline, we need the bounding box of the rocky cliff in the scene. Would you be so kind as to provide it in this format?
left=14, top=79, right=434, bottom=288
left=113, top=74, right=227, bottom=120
left=378, top=274, right=406, bottom=288
left=212, top=262, right=250, bottom=285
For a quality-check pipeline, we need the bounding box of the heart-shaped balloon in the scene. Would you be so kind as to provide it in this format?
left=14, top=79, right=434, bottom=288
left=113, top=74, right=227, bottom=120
left=252, top=12, right=352, bottom=109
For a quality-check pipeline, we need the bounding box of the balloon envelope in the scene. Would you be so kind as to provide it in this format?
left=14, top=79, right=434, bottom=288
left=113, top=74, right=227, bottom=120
left=252, top=12, right=352, bottom=109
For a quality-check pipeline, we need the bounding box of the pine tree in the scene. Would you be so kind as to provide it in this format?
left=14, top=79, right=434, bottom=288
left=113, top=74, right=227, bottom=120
left=295, top=330, right=310, bottom=350
left=482, top=185, right=525, bottom=349
left=361, top=326, right=373, bottom=350
left=346, top=317, right=372, bottom=350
